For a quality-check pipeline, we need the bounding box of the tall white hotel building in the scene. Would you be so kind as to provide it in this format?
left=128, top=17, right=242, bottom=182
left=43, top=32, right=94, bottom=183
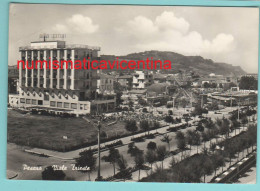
left=17, top=40, right=100, bottom=115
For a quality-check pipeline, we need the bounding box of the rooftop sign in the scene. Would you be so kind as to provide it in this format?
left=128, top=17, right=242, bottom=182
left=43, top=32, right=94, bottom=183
left=39, top=33, right=66, bottom=41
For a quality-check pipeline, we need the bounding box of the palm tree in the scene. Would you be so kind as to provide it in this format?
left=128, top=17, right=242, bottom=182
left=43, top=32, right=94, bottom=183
left=201, top=132, right=209, bottom=149
left=193, top=131, right=201, bottom=154
left=145, top=150, right=157, bottom=174
left=160, top=134, right=172, bottom=151
left=186, top=130, right=193, bottom=150
left=75, top=149, right=96, bottom=181
left=241, top=117, right=248, bottom=131
left=156, top=145, right=168, bottom=169
left=169, top=156, right=176, bottom=169
left=202, top=156, right=213, bottom=183
left=134, top=153, right=145, bottom=181
left=176, top=131, right=186, bottom=159
left=102, top=147, right=120, bottom=176
left=116, top=155, right=132, bottom=181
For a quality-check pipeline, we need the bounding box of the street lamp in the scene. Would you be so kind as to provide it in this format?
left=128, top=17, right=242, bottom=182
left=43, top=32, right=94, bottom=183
left=83, top=116, right=103, bottom=181
left=96, top=120, right=102, bottom=181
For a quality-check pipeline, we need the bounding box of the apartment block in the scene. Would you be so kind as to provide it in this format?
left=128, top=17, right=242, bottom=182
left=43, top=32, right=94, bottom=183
left=17, top=40, right=100, bottom=114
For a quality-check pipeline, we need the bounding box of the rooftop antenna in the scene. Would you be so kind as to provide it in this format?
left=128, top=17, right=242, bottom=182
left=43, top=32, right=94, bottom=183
left=39, top=33, right=49, bottom=42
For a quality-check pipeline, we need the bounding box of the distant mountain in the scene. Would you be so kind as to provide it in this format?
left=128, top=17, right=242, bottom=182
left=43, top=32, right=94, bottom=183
left=101, top=51, right=246, bottom=76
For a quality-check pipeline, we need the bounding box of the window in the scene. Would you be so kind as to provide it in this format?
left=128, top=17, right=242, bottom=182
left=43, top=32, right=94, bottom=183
left=32, top=99, right=37, bottom=105
left=80, top=104, right=83, bottom=110
left=71, top=103, right=77, bottom=109
left=50, top=101, right=56, bottom=107
left=20, top=98, right=25, bottom=103
left=65, top=92, right=68, bottom=99
left=84, top=104, right=88, bottom=110
left=57, top=102, right=62, bottom=108
left=64, top=102, right=70, bottom=108
left=26, top=99, right=31, bottom=104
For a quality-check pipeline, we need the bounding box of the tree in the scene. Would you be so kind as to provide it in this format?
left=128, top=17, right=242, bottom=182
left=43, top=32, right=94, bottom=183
left=116, top=92, right=123, bottom=107
left=125, top=119, right=138, bottom=137
left=186, top=130, right=194, bottom=150
left=142, top=108, right=148, bottom=113
left=169, top=156, right=176, bottom=169
left=193, top=131, right=201, bottom=153
left=42, top=166, right=66, bottom=180
left=75, top=149, right=96, bottom=180
left=196, top=121, right=204, bottom=132
left=128, top=99, right=134, bottom=109
left=241, top=117, right=248, bottom=131
left=140, top=120, right=150, bottom=135
left=161, top=134, right=172, bottom=151
left=156, top=145, right=168, bottom=169
left=168, top=110, right=173, bottom=115
left=145, top=150, right=157, bottom=174
left=165, top=115, right=173, bottom=124
left=153, top=121, right=160, bottom=129
left=128, top=142, right=143, bottom=157
left=115, top=155, right=132, bottom=181
left=138, top=97, right=147, bottom=106
left=134, top=153, right=145, bottom=181
left=201, top=156, right=213, bottom=183
left=231, top=118, right=240, bottom=135
left=201, top=132, right=210, bottom=149
left=219, top=117, right=230, bottom=137
left=212, top=153, right=225, bottom=174
left=224, top=141, right=236, bottom=166
left=239, top=76, right=257, bottom=90
left=176, top=131, right=186, bottom=158
left=147, top=141, right=157, bottom=151
left=103, top=147, right=120, bottom=176
left=114, top=82, right=124, bottom=107
left=100, top=131, right=107, bottom=139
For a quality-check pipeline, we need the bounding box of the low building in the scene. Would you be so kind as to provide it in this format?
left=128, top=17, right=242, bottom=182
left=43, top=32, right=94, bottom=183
left=115, top=75, right=132, bottom=90
left=153, top=73, right=167, bottom=83
left=132, top=71, right=153, bottom=89
left=97, top=73, right=115, bottom=95
left=8, top=65, right=19, bottom=94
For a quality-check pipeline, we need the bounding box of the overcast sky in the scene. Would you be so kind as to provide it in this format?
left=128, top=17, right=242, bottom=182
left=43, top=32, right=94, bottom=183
left=9, top=4, right=259, bottom=73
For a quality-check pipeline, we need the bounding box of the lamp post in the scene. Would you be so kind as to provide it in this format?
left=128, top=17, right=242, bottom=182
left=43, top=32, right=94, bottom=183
left=96, top=121, right=102, bottom=180
left=83, top=115, right=103, bottom=181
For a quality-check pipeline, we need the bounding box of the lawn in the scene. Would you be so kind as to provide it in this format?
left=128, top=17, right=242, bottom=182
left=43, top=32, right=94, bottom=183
left=7, top=109, right=127, bottom=152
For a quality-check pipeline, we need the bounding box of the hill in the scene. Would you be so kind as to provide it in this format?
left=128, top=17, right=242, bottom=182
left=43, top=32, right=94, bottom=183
left=101, top=51, right=246, bottom=76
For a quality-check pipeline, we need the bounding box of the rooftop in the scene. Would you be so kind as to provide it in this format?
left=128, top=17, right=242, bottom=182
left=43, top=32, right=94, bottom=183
left=19, top=40, right=100, bottom=51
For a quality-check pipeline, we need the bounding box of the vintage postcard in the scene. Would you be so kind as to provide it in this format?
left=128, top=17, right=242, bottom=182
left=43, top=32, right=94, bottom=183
left=7, top=4, right=258, bottom=183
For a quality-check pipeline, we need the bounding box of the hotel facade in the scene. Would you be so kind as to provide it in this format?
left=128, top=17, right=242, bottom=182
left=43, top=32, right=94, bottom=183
left=16, top=40, right=101, bottom=115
